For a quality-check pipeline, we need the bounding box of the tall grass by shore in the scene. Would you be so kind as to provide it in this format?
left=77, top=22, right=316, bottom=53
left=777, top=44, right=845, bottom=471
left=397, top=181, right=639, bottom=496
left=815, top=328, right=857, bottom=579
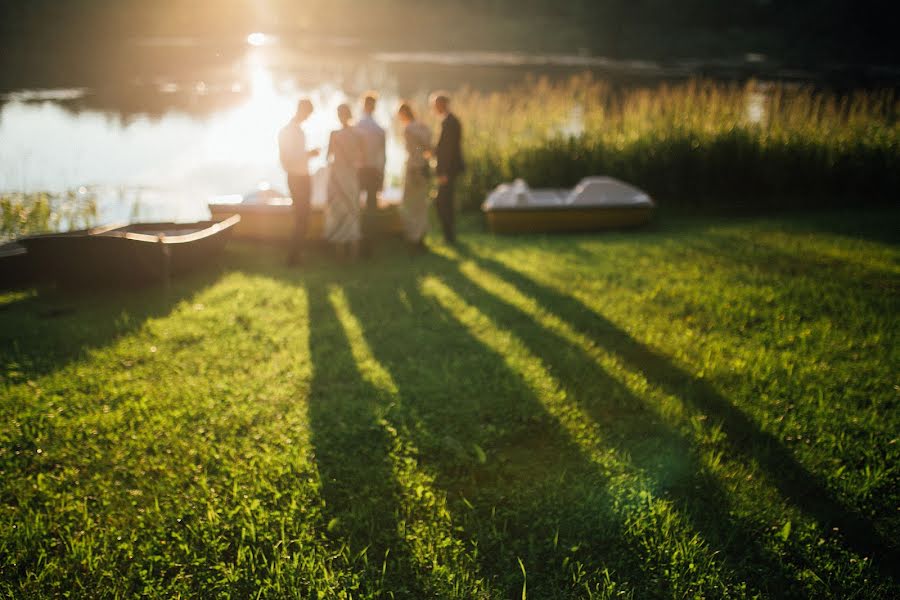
left=0, top=191, right=97, bottom=242
left=453, top=77, right=899, bottom=210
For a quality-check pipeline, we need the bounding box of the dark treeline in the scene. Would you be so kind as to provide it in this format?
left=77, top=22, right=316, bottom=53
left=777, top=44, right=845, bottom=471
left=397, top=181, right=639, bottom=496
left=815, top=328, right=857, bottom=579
left=463, top=0, right=896, bottom=62
left=0, top=0, right=896, bottom=63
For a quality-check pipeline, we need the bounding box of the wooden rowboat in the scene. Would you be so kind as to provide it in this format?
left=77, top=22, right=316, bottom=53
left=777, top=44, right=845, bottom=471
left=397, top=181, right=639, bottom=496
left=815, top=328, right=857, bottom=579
left=19, top=215, right=240, bottom=286
left=483, top=177, right=655, bottom=234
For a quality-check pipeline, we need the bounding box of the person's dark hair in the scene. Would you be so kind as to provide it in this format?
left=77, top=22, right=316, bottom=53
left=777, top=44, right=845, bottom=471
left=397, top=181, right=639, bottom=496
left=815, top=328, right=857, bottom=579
left=362, top=92, right=378, bottom=113
left=397, top=102, right=415, bottom=121
left=337, top=103, right=353, bottom=125
left=429, top=91, right=450, bottom=112
left=296, top=98, right=314, bottom=117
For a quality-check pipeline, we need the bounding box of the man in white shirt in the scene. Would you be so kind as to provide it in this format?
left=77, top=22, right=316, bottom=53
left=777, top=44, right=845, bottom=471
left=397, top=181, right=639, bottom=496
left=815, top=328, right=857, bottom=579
left=279, top=98, right=319, bottom=265
left=355, top=92, right=386, bottom=256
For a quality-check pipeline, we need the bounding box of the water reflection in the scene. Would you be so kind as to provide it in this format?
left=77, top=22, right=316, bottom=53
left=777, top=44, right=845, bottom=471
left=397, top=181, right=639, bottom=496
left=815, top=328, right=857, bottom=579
left=0, top=40, right=414, bottom=225
left=247, top=33, right=275, bottom=47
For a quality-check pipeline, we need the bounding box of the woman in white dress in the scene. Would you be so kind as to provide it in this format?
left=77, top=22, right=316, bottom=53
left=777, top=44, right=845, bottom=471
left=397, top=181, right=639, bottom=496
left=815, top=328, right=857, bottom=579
left=325, top=103, right=364, bottom=261
left=397, top=102, right=432, bottom=252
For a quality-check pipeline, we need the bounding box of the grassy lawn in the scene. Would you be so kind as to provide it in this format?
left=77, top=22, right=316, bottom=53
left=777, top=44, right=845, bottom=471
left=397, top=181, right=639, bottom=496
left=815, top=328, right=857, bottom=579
left=1, top=209, right=898, bottom=598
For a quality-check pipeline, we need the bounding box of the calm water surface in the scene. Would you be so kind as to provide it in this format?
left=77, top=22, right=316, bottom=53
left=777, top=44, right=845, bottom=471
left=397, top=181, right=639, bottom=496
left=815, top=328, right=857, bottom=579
left=3, top=40, right=409, bottom=223
left=0, top=35, right=828, bottom=226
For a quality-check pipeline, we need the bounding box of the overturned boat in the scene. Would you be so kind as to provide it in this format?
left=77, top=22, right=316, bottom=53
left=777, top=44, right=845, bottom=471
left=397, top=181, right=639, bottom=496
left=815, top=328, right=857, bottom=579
left=18, top=215, right=240, bottom=286
left=482, top=177, right=655, bottom=234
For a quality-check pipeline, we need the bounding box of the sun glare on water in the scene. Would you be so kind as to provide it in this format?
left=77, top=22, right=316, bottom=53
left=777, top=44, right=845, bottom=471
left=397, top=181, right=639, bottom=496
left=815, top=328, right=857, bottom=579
left=152, top=31, right=408, bottom=198
left=247, top=32, right=270, bottom=47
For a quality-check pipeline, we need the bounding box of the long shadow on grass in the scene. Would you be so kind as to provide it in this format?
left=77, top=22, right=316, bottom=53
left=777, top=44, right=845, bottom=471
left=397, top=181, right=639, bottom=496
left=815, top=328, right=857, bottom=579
left=695, top=232, right=899, bottom=305
left=305, top=283, right=430, bottom=599
left=340, top=272, right=692, bottom=598
left=785, top=208, right=900, bottom=246
left=0, top=270, right=224, bottom=380
left=644, top=209, right=900, bottom=247
left=423, top=257, right=810, bottom=597
left=456, top=245, right=899, bottom=579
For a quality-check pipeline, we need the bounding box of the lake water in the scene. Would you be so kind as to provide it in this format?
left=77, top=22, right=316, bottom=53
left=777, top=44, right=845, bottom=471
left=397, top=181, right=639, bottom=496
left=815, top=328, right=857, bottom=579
left=2, top=38, right=428, bottom=224
left=1, top=35, right=884, bottom=226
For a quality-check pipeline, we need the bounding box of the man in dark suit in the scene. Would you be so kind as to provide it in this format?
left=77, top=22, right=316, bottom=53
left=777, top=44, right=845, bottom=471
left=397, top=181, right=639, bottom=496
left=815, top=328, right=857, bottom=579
left=431, top=92, right=464, bottom=244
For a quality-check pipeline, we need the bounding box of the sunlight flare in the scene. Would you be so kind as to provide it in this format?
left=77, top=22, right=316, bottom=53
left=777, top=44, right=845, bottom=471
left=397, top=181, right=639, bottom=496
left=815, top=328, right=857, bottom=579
left=246, top=32, right=272, bottom=47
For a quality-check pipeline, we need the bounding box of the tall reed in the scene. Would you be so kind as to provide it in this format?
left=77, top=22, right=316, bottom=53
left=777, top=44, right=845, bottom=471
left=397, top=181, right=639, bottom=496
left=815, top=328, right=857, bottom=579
left=0, top=191, right=98, bottom=242
left=452, top=76, right=899, bottom=210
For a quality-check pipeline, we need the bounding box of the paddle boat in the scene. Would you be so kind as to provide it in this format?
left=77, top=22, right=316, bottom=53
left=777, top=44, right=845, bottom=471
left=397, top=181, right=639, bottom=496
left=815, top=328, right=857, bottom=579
left=19, top=215, right=240, bottom=286
left=482, top=177, right=655, bottom=234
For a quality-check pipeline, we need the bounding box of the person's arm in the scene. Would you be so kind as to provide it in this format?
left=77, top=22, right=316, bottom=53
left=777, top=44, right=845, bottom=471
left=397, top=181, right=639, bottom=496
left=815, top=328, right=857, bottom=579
left=326, top=132, right=335, bottom=162
left=358, top=130, right=367, bottom=169
left=418, top=126, right=433, bottom=160
left=435, top=123, right=448, bottom=177
left=452, top=118, right=464, bottom=174
left=402, top=126, right=412, bottom=154
left=300, top=129, right=319, bottom=159
left=278, top=130, right=290, bottom=172
left=378, top=127, right=387, bottom=174
left=404, top=127, right=424, bottom=161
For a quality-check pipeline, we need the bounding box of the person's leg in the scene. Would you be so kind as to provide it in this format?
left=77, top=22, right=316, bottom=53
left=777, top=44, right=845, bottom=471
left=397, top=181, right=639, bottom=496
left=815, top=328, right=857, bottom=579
left=287, top=175, right=311, bottom=264
left=359, top=168, right=379, bottom=257
left=404, top=173, right=429, bottom=253
left=436, top=178, right=456, bottom=244
left=364, top=169, right=380, bottom=212
left=351, top=190, right=363, bottom=262
left=287, top=176, right=301, bottom=263
left=435, top=182, right=448, bottom=242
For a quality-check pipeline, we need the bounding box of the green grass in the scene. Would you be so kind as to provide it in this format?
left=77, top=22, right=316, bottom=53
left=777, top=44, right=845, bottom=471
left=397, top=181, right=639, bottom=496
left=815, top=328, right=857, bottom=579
left=451, top=77, right=899, bottom=211
left=1, top=209, right=898, bottom=598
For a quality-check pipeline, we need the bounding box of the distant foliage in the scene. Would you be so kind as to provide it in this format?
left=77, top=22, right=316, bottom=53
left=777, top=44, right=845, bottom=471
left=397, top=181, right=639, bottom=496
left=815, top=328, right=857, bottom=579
left=454, top=77, right=899, bottom=211
left=0, top=191, right=97, bottom=241
left=1, top=0, right=891, bottom=61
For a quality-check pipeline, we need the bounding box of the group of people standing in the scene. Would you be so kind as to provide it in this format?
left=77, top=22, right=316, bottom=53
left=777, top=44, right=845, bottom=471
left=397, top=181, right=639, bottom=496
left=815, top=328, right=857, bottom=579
left=278, top=92, right=464, bottom=265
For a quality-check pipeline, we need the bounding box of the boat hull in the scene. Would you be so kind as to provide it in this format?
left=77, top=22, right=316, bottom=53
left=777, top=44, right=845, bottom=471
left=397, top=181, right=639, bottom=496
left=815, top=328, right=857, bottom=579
left=0, top=243, right=33, bottom=288
left=20, top=217, right=238, bottom=287
left=208, top=203, right=404, bottom=242
left=484, top=205, right=654, bottom=234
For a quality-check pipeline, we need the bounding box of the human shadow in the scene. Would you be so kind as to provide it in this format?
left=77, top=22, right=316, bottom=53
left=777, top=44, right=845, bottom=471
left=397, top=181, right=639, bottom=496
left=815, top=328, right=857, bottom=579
left=340, top=269, right=714, bottom=597
left=783, top=208, right=900, bottom=246
left=305, top=282, right=431, bottom=599
left=694, top=232, right=899, bottom=304
left=639, top=208, right=900, bottom=247
left=0, top=268, right=226, bottom=381
left=455, top=245, right=899, bottom=579
left=426, top=255, right=807, bottom=597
